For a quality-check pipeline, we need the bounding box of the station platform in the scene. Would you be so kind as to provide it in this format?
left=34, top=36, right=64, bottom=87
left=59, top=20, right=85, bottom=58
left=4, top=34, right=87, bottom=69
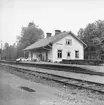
left=1, top=61, right=104, bottom=84
left=21, top=61, right=104, bottom=74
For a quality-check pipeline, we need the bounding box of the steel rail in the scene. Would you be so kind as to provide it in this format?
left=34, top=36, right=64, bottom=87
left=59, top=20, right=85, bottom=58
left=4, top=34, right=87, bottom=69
left=0, top=60, right=104, bottom=76
left=1, top=63, right=104, bottom=94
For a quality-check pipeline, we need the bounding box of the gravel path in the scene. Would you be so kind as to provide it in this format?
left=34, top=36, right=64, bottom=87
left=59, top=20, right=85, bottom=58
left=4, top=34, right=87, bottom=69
left=0, top=64, right=104, bottom=105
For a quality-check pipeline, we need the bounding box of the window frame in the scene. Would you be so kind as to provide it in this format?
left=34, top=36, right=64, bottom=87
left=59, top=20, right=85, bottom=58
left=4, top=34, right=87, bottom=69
left=67, top=51, right=71, bottom=58
left=57, top=50, right=62, bottom=58
left=66, top=39, right=72, bottom=45
left=75, top=50, right=79, bottom=58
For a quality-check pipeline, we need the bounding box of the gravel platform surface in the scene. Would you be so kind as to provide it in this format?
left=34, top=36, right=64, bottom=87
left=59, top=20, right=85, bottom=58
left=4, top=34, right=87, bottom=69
left=0, top=64, right=104, bottom=105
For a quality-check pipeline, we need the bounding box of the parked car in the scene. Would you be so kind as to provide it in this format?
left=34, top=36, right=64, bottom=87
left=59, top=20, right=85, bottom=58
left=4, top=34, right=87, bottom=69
left=16, top=57, right=28, bottom=62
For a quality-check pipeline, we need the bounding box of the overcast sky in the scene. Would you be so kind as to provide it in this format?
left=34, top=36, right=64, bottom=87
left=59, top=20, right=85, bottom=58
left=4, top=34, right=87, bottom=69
left=0, top=0, right=104, bottom=45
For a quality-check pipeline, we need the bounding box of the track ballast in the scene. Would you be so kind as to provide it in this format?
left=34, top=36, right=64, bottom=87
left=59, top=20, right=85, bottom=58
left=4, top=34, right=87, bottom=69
left=0, top=62, right=104, bottom=95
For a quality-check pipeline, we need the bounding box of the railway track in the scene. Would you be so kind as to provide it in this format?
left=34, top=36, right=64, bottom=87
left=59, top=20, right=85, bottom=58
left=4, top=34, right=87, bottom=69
left=0, top=60, right=104, bottom=76
left=0, top=62, right=104, bottom=94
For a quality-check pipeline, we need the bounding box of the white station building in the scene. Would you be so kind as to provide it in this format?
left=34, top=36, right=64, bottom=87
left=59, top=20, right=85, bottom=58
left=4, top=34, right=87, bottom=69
left=24, top=30, right=86, bottom=62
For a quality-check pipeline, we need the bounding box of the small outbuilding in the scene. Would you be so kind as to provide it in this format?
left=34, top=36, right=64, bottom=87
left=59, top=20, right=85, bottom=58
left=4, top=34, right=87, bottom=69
left=24, top=30, right=86, bottom=62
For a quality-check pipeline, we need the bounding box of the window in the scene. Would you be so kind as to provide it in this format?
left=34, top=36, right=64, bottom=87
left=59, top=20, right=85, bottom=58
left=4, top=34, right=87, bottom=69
left=57, top=50, right=62, bottom=58
left=66, top=39, right=72, bottom=45
left=75, top=51, right=79, bottom=58
left=67, top=52, right=71, bottom=58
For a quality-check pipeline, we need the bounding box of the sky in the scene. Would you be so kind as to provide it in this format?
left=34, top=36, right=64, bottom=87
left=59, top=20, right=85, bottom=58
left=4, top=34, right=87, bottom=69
left=0, top=0, right=104, bottom=46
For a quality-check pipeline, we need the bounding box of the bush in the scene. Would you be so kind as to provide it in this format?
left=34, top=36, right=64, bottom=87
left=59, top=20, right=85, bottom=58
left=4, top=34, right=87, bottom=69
left=62, top=59, right=104, bottom=65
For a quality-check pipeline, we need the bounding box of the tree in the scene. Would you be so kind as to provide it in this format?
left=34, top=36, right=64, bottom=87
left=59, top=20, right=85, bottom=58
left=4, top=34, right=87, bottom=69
left=78, top=28, right=84, bottom=39
left=2, top=42, right=9, bottom=60
left=78, top=20, right=104, bottom=59
left=0, top=48, right=2, bottom=59
left=0, top=49, right=2, bottom=54
left=4, top=42, right=9, bottom=49
left=17, top=22, right=44, bottom=57
left=0, top=22, right=44, bottom=60
left=1, top=43, right=17, bottom=60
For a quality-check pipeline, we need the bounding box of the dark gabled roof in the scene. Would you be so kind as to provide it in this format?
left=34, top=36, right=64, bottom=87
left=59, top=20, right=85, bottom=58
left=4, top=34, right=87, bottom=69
left=24, top=31, right=87, bottom=51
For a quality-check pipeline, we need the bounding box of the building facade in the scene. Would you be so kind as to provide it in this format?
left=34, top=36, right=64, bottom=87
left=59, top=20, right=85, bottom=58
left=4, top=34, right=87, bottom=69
left=24, top=30, right=86, bottom=62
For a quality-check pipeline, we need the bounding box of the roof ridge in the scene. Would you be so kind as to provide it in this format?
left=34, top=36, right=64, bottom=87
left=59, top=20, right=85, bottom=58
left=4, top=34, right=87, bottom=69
left=24, top=31, right=87, bottom=51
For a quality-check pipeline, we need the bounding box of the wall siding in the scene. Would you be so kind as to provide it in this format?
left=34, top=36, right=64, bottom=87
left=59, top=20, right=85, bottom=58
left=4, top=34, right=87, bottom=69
left=48, top=50, right=53, bottom=61
left=28, top=34, right=84, bottom=62
left=28, top=50, right=53, bottom=61
left=32, top=52, right=37, bottom=60
left=52, top=34, right=84, bottom=62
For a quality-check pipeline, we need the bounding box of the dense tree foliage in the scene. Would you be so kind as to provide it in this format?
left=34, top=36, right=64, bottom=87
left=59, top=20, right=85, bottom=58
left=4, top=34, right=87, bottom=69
left=1, top=22, right=44, bottom=60
left=16, top=22, right=44, bottom=58
left=78, top=20, right=104, bottom=59
left=0, top=48, right=2, bottom=59
left=2, top=20, right=104, bottom=61
left=1, top=43, right=17, bottom=60
left=0, top=49, right=2, bottom=54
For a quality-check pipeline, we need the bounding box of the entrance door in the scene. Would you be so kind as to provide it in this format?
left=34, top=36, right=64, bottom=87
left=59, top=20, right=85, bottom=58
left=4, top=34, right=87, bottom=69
left=46, top=52, right=48, bottom=61
left=67, top=52, right=71, bottom=59
left=40, top=53, right=42, bottom=61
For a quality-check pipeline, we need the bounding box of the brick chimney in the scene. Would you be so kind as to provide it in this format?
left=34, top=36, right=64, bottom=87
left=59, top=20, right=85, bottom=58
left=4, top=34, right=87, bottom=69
left=55, top=30, right=61, bottom=35
left=46, top=33, right=52, bottom=38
